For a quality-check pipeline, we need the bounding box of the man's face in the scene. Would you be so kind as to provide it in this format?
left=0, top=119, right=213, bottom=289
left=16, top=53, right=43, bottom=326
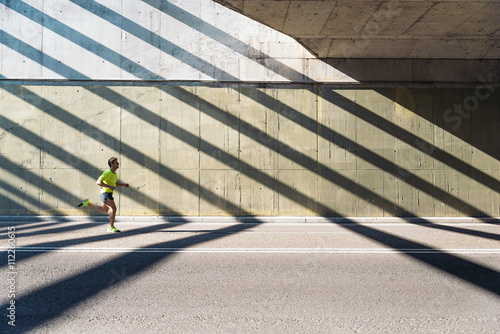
left=113, top=160, right=119, bottom=169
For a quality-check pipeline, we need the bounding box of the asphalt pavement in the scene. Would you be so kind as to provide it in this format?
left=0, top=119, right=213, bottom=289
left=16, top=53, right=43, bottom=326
left=1, top=217, right=499, bottom=333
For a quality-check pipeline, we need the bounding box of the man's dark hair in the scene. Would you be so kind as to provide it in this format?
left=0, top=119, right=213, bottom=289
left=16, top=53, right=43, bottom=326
left=108, top=157, right=118, bottom=167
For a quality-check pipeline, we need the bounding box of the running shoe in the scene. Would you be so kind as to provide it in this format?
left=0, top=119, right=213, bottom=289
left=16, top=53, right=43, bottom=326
left=77, top=198, right=90, bottom=207
left=108, top=226, right=121, bottom=233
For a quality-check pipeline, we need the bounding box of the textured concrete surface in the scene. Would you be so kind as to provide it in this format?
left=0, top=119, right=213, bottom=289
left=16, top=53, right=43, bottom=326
left=1, top=84, right=499, bottom=217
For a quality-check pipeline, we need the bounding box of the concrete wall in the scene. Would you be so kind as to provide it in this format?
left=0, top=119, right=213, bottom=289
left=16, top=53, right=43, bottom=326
left=1, top=0, right=499, bottom=217
left=1, top=83, right=499, bottom=217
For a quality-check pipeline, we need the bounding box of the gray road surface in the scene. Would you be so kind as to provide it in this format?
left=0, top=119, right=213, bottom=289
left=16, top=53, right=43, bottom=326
left=1, top=218, right=499, bottom=333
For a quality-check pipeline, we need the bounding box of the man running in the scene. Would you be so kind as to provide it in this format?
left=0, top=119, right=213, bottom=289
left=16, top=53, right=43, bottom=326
left=78, top=157, right=129, bottom=233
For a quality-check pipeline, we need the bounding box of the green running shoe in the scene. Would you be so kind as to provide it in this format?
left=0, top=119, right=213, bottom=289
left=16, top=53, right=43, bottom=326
left=77, top=198, right=90, bottom=207
left=108, top=226, right=121, bottom=233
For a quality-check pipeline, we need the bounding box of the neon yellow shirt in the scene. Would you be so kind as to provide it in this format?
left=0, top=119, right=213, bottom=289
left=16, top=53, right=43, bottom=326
left=100, top=169, right=117, bottom=194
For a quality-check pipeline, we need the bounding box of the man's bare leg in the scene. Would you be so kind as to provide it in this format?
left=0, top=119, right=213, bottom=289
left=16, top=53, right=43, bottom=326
left=78, top=198, right=120, bottom=232
left=87, top=202, right=109, bottom=214
left=104, top=198, right=117, bottom=228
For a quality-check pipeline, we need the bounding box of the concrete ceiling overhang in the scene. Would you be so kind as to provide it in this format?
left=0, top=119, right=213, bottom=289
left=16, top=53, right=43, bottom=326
left=213, top=0, right=500, bottom=59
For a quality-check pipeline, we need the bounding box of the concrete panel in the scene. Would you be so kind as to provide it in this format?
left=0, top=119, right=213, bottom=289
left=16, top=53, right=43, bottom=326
left=39, top=86, right=89, bottom=169
left=40, top=0, right=123, bottom=80
left=384, top=170, right=436, bottom=217
left=372, top=1, right=433, bottom=36
left=238, top=87, right=279, bottom=171
left=40, top=168, right=94, bottom=215
left=0, top=86, right=42, bottom=169
left=405, top=3, right=487, bottom=36
left=0, top=168, right=41, bottom=215
left=0, top=3, right=43, bottom=79
left=276, top=89, right=317, bottom=170
left=74, top=87, right=122, bottom=166
left=393, top=88, right=435, bottom=172
left=199, top=169, right=242, bottom=215
left=321, top=2, right=379, bottom=36
left=317, top=170, right=358, bottom=217
left=283, top=1, right=336, bottom=36
left=239, top=171, right=278, bottom=215
left=452, top=3, right=500, bottom=36
left=121, top=0, right=162, bottom=80
left=278, top=170, right=318, bottom=216
left=158, top=169, right=200, bottom=216
left=244, top=1, right=288, bottom=32
left=198, top=87, right=240, bottom=170
left=119, top=168, right=161, bottom=216
left=460, top=174, right=500, bottom=217
left=354, top=90, right=396, bottom=170
left=483, top=41, right=500, bottom=59
left=356, top=170, right=385, bottom=217
left=317, top=89, right=357, bottom=171
left=432, top=169, right=493, bottom=217
left=159, top=86, right=200, bottom=171
left=119, top=86, right=162, bottom=171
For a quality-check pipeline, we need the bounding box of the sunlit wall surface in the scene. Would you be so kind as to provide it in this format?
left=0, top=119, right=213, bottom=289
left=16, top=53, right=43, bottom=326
left=1, top=0, right=499, bottom=217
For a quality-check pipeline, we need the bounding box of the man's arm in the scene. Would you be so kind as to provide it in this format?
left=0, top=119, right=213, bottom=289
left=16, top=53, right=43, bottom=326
left=116, top=182, right=129, bottom=188
left=96, top=177, right=115, bottom=191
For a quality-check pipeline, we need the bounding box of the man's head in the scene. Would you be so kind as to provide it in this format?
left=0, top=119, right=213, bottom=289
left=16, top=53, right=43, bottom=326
left=108, top=157, right=119, bottom=168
